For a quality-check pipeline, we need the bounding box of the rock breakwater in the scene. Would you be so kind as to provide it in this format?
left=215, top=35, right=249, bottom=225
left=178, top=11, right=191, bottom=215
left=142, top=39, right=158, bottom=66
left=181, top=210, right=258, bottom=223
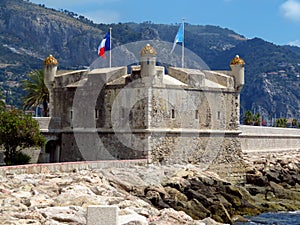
left=243, top=150, right=300, bottom=213
left=0, top=150, right=300, bottom=224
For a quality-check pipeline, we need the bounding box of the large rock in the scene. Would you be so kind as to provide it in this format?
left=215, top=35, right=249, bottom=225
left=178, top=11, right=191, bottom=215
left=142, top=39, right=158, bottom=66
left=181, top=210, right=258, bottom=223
left=37, top=206, right=86, bottom=224
left=148, top=208, right=202, bottom=225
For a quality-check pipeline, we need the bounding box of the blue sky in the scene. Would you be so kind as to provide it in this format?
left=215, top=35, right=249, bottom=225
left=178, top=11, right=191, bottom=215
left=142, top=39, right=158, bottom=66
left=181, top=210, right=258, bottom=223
left=29, top=0, right=300, bottom=46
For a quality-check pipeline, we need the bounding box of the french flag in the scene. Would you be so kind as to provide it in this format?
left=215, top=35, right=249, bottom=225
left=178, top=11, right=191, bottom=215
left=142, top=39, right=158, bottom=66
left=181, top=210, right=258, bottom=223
left=98, top=32, right=110, bottom=58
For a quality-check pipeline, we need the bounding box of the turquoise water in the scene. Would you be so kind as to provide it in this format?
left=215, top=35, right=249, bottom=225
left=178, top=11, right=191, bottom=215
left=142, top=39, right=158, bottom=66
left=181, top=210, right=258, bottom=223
left=234, top=211, right=300, bottom=225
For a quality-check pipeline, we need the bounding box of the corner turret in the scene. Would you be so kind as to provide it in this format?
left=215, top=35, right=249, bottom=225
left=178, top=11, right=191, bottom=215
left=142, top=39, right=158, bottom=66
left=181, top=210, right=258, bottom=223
left=44, top=55, right=58, bottom=85
left=43, top=55, right=58, bottom=117
left=140, top=44, right=157, bottom=78
left=230, top=55, right=245, bottom=92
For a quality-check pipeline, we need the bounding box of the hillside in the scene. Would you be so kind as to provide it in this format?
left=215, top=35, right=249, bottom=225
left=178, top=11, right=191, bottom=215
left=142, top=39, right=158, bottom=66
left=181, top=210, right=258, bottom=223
left=1, top=0, right=300, bottom=121
left=214, top=38, right=300, bottom=121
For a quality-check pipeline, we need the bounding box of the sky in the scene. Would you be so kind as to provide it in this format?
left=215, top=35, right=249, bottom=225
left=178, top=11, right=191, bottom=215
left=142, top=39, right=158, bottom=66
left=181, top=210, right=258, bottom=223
left=29, top=0, right=300, bottom=46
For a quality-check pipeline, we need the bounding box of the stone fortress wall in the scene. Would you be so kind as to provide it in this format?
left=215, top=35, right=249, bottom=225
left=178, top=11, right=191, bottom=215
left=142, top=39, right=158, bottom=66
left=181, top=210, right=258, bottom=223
left=7, top=45, right=299, bottom=178
left=34, top=118, right=300, bottom=167
left=240, top=125, right=300, bottom=153
left=1, top=121, right=299, bottom=186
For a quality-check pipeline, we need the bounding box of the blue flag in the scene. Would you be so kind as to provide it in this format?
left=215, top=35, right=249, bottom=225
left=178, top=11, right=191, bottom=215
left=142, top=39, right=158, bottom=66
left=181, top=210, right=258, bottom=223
left=171, top=23, right=184, bottom=53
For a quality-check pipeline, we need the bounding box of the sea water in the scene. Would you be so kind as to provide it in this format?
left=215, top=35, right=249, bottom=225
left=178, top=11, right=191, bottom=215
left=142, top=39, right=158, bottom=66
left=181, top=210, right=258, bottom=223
left=234, top=211, right=300, bottom=225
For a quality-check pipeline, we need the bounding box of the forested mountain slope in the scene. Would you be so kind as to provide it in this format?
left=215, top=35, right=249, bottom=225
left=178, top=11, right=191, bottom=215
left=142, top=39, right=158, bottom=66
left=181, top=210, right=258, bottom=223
left=1, top=0, right=300, bottom=121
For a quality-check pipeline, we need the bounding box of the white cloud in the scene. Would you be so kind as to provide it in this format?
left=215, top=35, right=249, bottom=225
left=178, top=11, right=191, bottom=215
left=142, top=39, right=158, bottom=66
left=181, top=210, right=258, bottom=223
left=280, top=0, right=300, bottom=22
left=288, top=40, right=300, bottom=47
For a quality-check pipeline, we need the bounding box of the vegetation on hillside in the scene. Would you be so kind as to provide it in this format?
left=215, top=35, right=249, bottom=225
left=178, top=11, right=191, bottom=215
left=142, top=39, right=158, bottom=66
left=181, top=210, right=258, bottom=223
left=1, top=0, right=300, bottom=120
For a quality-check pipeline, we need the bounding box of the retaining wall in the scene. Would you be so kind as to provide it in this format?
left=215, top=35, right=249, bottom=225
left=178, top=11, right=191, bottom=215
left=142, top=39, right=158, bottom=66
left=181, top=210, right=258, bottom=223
left=240, top=125, right=300, bottom=153
left=0, top=159, right=147, bottom=177
left=2, top=126, right=300, bottom=176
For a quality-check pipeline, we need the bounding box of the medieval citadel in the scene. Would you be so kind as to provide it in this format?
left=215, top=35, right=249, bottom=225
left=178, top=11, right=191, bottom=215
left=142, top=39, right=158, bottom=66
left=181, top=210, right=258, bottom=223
left=37, top=44, right=300, bottom=179
left=38, top=44, right=244, bottom=171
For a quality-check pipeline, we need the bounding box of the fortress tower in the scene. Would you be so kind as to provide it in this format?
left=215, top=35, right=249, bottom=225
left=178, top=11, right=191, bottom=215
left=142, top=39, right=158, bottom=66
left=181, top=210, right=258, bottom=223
left=43, top=55, right=58, bottom=117
left=230, top=55, right=245, bottom=126
left=230, top=55, right=245, bottom=92
left=140, top=44, right=157, bottom=78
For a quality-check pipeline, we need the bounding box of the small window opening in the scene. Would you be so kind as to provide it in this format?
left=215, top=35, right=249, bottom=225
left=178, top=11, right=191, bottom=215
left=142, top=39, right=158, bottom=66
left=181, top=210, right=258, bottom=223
left=121, top=108, right=125, bottom=118
left=217, top=111, right=221, bottom=120
left=95, top=109, right=99, bottom=119
left=70, top=109, right=73, bottom=128
left=195, top=110, right=199, bottom=119
left=171, top=109, right=175, bottom=119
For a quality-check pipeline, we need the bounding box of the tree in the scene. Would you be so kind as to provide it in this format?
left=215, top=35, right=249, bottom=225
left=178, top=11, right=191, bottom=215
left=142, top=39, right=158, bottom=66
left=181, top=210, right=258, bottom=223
left=22, top=70, right=49, bottom=117
left=243, top=110, right=253, bottom=125
left=253, top=113, right=261, bottom=126
left=0, top=109, right=45, bottom=165
left=275, top=118, right=287, bottom=128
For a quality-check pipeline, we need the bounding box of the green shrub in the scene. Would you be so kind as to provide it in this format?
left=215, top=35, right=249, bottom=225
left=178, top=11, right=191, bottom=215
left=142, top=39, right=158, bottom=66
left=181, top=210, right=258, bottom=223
left=5, top=152, right=31, bottom=165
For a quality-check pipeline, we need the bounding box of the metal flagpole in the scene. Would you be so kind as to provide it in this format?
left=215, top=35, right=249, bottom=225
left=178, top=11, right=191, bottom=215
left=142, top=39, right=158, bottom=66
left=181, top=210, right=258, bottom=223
left=182, top=18, right=185, bottom=68
left=109, top=27, right=112, bottom=68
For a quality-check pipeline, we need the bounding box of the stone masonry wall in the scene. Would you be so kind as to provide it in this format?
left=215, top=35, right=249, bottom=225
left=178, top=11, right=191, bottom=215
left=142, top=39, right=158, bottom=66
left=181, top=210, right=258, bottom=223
left=60, top=132, right=148, bottom=162
left=240, top=125, right=300, bottom=153
left=150, top=88, right=238, bottom=130
left=150, top=132, right=242, bottom=165
left=104, top=86, right=148, bottom=129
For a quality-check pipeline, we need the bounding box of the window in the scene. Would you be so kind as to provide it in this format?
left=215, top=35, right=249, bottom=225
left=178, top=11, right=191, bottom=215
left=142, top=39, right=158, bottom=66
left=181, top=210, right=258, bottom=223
left=217, top=111, right=221, bottom=120
left=121, top=108, right=125, bottom=118
left=195, top=110, right=199, bottom=119
left=69, top=108, right=73, bottom=128
left=70, top=109, right=73, bottom=120
left=95, top=109, right=99, bottom=119
left=171, top=109, right=175, bottom=119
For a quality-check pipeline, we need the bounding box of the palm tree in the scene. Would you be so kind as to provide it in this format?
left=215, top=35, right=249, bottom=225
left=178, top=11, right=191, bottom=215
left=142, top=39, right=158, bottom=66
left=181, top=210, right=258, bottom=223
left=275, top=118, right=287, bottom=128
left=243, top=110, right=253, bottom=125
left=22, top=70, right=49, bottom=117
left=253, top=113, right=261, bottom=126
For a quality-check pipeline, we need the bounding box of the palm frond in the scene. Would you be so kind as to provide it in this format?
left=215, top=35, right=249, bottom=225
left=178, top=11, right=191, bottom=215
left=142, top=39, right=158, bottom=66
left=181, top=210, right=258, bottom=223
left=21, top=70, right=49, bottom=115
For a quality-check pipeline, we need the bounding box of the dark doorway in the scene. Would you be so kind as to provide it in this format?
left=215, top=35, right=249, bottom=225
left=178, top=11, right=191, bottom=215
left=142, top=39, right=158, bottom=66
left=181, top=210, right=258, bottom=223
left=45, top=140, right=58, bottom=163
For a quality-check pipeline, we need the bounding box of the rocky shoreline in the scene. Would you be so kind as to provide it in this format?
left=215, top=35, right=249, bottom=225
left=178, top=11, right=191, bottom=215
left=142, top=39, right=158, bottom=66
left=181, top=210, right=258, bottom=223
left=243, top=150, right=300, bottom=214
left=1, top=150, right=300, bottom=224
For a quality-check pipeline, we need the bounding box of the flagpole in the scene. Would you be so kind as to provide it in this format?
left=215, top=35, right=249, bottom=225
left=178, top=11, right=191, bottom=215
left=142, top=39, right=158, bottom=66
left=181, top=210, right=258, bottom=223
left=109, top=27, right=112, bottom=68
left=182, top=18, right=185, bottom=68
